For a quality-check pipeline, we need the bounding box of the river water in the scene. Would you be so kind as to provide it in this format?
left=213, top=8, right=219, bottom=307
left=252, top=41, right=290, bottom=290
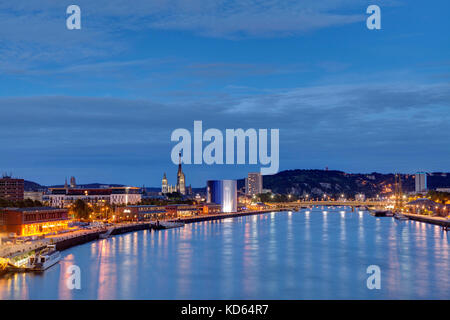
left=1, top=207, right=449, bottom=299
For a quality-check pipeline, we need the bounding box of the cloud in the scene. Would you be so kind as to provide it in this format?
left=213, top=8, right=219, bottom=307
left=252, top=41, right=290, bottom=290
left=0, top=0, right=368, bottom=69
left=0, top=80, right=449, bottom=185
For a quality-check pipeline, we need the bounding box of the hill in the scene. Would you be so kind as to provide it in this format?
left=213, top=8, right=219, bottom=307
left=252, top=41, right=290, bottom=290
left=238, top=170, right=450, bottom=198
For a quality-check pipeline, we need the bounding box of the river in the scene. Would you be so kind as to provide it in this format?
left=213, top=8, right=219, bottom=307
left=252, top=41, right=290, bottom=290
left=1, top=207, right=449, bottom=299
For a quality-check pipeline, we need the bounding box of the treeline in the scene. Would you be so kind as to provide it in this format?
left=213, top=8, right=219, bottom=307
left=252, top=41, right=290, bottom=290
left=426, top=191, right=450, bottom=205
left=0, top=198, right=45, bottom=208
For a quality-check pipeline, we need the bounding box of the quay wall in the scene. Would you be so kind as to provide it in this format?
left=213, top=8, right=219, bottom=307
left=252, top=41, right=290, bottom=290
left=173, top=209, right=283, bottom=224
left=54, top=231, right=102, bottom=251
left=404, top=213, right=450, bottom=227
left=110, top=223, right=150, bottom=235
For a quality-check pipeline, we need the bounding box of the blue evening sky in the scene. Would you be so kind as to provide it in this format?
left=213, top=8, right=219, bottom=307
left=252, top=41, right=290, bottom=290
left=0, top=1, right=449, bottom=187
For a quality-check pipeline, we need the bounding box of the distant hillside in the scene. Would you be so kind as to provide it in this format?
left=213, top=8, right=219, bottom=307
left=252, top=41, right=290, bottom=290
left=24, top=181, right=126, bottom=191
left=24, top=180, right=46, bottom=191
left=48, top=183, right=125, bottom=189
left=23, top=170, right=450, bottom=197
left=238, top=170, right=450, bottom=197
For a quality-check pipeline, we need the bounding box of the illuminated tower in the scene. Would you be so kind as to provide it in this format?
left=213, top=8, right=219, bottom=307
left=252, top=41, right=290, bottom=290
left=161, top=173, right=168, bottom=194
left=70, top=176, right=76, bottom=188
left=176, top=152, right=186, bottom=195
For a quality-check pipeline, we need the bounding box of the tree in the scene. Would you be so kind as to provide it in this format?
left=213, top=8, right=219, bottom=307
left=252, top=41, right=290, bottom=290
left=72, top=199, right=93, bottom=220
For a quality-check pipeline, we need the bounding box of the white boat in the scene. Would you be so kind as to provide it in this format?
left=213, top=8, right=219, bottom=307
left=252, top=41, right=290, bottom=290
left=29, top=245, right=61, bottom=271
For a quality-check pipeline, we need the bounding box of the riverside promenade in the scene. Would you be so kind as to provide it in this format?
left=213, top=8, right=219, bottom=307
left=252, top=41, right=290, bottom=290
left=403, top=213, right=450, bottom=227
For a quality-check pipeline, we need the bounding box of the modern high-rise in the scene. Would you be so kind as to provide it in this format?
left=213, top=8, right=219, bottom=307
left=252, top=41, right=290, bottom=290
left=207, top=180, right=237, bottom=213
left=415, top=172, right=427, bottom=193
left=245, top=172, right=262, bottom=196
left=0, top=176, right=24, bottom=201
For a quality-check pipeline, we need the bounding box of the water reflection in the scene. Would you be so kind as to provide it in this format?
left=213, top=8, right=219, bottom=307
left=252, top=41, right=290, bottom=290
left=0, top=208, right=449, bottom=299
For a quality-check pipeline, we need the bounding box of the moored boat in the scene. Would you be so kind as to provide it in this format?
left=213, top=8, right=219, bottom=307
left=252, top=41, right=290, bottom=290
left=370, top=210, right=393, bottom=217
left=29, top=245, right=61, bottom=271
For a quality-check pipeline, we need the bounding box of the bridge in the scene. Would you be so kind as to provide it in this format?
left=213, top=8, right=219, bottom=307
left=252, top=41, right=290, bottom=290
left=268, top=200, right=389, bottom=209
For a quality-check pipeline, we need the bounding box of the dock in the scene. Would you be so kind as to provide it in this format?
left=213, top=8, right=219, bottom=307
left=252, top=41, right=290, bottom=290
left=403, top=213, right=450, bottom=228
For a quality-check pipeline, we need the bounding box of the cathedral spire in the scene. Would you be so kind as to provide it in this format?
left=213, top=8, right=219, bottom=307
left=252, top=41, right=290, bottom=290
left=178, top=152, right=182, bottom=175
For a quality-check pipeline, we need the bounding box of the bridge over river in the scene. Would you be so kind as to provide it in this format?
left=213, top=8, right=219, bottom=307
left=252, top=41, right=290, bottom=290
left=269, top=200, right=389, bottom=209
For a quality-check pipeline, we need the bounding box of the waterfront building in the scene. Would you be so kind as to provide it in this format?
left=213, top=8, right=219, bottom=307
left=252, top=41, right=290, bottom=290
left=115, top=205, right=166, bottom=221
left=166, top=204, right=199, bottom=217
left=355, top=193, right=366, bottom=202
left=245, top=172, right=262, bottom=196
left=201, top=203, right=222, bottom=215
left=161, top=153, right=187, bottom=195
left=415, top=172, right=427, bottom=193
left=0, top=207, right=69, bottom=236
left=0, top=176, right=24, bottom=202
left=207, top=180, right=237, bottom=213
left=116, top=203, right=222, bottom=221
left=24, top=191, right=44, bottom=202
left=49, top=185, right=141, bottom=208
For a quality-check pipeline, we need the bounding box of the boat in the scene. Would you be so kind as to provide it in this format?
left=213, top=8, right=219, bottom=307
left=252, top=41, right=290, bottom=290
left=29, top=245, right=61, bottom=271
left=370, top=210, right=393, bottom=217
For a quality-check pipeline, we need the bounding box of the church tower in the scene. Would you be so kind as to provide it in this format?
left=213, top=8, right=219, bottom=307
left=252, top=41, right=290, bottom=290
left=176, top=152, right=186, bottom=195
left=161, top=173, right=168, bottom=194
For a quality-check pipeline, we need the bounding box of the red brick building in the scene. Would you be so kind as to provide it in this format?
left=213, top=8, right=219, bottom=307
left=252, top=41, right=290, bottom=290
left=0, top=177, right=24, bottom=202
left=0, top=207, right=69, bottom=236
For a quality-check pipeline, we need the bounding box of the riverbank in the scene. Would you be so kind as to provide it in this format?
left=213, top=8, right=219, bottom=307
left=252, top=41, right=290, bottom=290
left=171, top=208, right=283, bottom=224
left=403, top=213, right=450, bottom=227
left=0, top=209, right=281, bottom=263
left=2, top=208, right=448, bottom=270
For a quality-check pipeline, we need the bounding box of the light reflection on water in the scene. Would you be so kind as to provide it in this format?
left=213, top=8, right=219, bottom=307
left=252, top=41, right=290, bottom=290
left=0, top=207, right=449, bottom=299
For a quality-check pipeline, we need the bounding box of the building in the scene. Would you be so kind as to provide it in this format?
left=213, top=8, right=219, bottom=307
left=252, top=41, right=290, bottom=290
left=245, top=172, right=263, bottom=196
left=355, top=193, right=366, bottom=202
left=436, top=188, right=450, bottom=193
left=0, top=176, right=24, bottom=202
left=165, top=204, right=199, bottom=217
left=207, top=180, right=237, bottom=213
left=70, top=176, right=77, bottom=188
left=176, top=153, right=186, bottom=195
left=161, top=152, right=187, bottom=195
left=24, top=191, right=44, bottom=202
left=49, top=186, right=141, bottom=208
left=115, top=205, right=166, bottom=221
left=116, top=203, right=222, bottom=221
left=201, top=203, right=222, bottom=215
left=415, top=172, right=427, bottom=193
left=161, top=173, right=168, bottom=194
left=0, top=207, right=69, bottom=236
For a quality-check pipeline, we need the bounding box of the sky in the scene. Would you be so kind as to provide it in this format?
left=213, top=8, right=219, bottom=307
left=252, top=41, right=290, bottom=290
left=0, top=0, right=449, bottom=187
